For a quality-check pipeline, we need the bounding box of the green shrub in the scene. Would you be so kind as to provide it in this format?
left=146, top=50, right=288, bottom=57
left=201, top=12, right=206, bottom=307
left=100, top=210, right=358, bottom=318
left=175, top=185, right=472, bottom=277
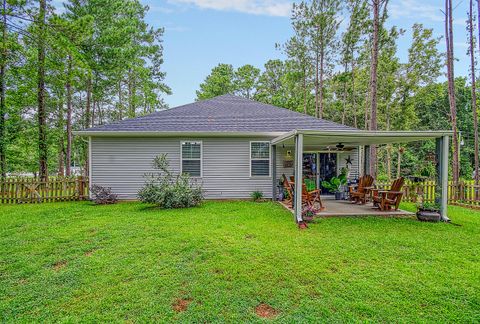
left=90, top=185, right=118, bottom=205
left=417, top=201, right=440, bottom=212
left=250, top=190, right=264, bottom=202
left=138, top=154, right=203, bottom=208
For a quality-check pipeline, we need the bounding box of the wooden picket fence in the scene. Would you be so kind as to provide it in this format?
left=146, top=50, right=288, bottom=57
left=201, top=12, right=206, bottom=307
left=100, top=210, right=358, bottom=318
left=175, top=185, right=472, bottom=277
left=376, top=180, right=480, bottom=209
left=0, top=177, right=89, bottom=204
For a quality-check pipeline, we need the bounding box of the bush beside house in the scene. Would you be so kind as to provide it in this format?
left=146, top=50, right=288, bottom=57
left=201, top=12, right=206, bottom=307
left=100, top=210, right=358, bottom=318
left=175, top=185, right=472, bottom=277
left=138, top=154, right=203, bottom=208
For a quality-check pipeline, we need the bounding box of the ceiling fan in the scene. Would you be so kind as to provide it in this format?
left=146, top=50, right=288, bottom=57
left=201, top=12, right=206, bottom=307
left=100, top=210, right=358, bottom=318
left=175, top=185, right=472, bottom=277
left=335, top=143, right=355, bottom=152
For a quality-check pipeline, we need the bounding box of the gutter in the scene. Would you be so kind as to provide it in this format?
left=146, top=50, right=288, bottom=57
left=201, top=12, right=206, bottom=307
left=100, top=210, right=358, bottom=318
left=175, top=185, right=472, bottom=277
left=73, top=131, right=286, bottom=138
left=271, top=129, right=454, bottom=145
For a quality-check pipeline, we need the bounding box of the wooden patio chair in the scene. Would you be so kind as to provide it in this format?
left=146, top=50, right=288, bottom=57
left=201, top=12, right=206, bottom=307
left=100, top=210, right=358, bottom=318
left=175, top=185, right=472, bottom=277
left=282, top=174, right=294, bottom=208
left=350, top=175, right=374, bottom=204
left=372, top=177, right=405, bottom=211
left=302, top=183, right=325, bottom=212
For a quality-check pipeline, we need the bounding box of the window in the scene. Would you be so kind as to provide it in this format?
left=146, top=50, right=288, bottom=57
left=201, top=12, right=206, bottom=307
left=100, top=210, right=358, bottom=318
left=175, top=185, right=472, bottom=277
left=181, top=141, right=202, bottom=177
left=250, top=141, right=270, bottom=177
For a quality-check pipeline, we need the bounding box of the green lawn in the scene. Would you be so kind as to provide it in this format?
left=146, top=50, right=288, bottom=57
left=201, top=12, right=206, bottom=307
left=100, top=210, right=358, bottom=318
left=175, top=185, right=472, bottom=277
left=1, top=201, right=479, bottom=322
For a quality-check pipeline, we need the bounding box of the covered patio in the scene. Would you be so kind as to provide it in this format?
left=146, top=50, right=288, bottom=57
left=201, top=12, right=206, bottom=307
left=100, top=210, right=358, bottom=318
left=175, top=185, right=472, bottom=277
left=271, top=130, right=453, bottom=224
left=279, top=196, right=415, bottom=217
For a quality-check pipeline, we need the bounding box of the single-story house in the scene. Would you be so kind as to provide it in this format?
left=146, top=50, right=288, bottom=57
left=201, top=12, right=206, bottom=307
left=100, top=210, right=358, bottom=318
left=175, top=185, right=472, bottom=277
left=75, top=94, right=452, bottom=222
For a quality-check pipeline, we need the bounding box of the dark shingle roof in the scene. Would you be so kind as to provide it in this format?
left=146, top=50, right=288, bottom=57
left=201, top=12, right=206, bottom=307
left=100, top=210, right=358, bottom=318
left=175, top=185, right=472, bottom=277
left=82, top=94, right=357, bottom=133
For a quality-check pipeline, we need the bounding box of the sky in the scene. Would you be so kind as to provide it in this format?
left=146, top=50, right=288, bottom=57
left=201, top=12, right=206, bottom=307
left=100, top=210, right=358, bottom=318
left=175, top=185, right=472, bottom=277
left=142, top=0, right=472, bottom=107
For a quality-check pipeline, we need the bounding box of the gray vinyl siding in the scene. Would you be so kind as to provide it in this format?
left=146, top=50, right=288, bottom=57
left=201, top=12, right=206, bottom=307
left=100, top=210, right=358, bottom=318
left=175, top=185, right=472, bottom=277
left=275, top=146, right=294, bottom=183
left=90, top=137, right=361, bottom=200
left=90, top=137, right=276, bottom=200
left=337, top=148, right=360, bottom=180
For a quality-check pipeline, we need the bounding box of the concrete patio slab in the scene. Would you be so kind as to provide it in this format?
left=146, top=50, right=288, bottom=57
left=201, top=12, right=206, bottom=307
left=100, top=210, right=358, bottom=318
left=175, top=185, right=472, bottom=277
left=280, top=196, right=415, bottom=218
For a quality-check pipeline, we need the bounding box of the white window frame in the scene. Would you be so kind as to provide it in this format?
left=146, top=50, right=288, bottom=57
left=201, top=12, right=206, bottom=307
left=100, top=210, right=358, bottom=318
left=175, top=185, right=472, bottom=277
left=180, top=140, right=203, bottom=178
left=250, top=141, right=271, bottom=178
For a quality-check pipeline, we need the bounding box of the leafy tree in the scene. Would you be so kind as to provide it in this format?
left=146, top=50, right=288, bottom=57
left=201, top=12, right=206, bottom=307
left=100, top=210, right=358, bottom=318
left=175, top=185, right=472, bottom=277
left=255, top=59, right=307, bottom=112
left=196, top=63, right=235, bottom=100
left=234, top=64, right=260, bottom=99
left=0, top=0, right=169, bottom=176
left=467, top=0, right=479, bottom=184
left=339, top=0, right=369, bottom=127
left=444, top=0, right=460, bottom=183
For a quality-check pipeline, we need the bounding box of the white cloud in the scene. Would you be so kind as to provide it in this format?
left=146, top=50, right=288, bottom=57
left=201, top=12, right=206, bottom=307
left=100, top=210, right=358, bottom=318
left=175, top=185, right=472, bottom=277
left=389, top=0, right=444, bottom=22
left=168, top=0, right=292, bottom=17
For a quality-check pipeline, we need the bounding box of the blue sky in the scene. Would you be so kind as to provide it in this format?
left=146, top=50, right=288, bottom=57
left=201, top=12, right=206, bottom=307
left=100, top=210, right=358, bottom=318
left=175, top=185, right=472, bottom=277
left=146, top=0, right=472, bottom=107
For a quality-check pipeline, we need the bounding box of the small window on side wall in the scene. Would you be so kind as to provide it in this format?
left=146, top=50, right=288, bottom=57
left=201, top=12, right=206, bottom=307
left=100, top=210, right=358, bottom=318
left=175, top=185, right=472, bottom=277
left=181, top=141, right=202, bottom=177
left=250, top=141, right=270, bottom=177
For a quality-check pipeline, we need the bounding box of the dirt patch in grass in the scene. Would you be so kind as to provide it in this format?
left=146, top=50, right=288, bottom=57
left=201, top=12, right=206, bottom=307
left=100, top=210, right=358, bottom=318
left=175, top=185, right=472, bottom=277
left=84, top=248, right=97, bottom=256
left=53, top=260, right=67, bottom=271
left=172, top=298, right=192, bottom=313
left=255, top=303, right=279, bottom=319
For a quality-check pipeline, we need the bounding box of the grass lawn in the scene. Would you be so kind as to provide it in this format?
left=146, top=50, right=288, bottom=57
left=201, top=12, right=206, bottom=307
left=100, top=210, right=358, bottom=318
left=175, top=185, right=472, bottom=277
left=1, top=201, right=479, bottom=322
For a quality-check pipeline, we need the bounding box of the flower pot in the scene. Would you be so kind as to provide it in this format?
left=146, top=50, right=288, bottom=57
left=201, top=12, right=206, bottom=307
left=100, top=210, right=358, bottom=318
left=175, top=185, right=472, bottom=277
left=334, top=192, right=343, bottom=200
left=303, top=215, right=314, bottom=222
left=416, top=209, right=441, bottom=222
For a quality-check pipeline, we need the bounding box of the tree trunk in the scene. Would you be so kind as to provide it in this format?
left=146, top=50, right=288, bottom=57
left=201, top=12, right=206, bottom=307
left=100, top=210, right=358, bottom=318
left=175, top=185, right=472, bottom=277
left=37, top=0, right=48, bottom=181
left=364, top=92, right=369, bottom=130
left=341, top=62, right=348, bottom=125
left=386, top=145, right=392, bottom=181
left=445, top=0, right=459, bottom=184
left=303, top=66, right=307, bottom=115
left=57, top=101, right=65, bottom=177
left=472, top=0, right=480, bottom=185
left=65, top=55, right=73, bottom=176
left=0, top=0, right=7, bottom=179
left=85, top=75, right=91, bottom=129
left=397, top=148, right=402, bottom=178
left=128, top=68, right=136, bottom=118
left=84, top=75, right=92, bottom=178
left=91, top=99, right=96, bottom=127
left=118, top=79, right=123, bottom=120
left=369, top=0, right=381, bottom=177
left=386, top=104, right=391, bottom=181
left=351, top=59, right=357, bottom=128
left=319, top=47, right=325, bottom=119
left=314, top=49, right=320, bottom=118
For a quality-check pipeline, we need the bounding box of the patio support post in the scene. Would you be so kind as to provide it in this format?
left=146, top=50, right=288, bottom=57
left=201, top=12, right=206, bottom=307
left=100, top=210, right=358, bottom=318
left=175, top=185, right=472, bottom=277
left=435, top=136, right=450, bottom=221
left=441, top=135, right=450, bottom=221
left=294, top=133, right=303, bottom=223
left=364, top=145, right=370, bottom=175
left=271, top=144, right=277, bottom=201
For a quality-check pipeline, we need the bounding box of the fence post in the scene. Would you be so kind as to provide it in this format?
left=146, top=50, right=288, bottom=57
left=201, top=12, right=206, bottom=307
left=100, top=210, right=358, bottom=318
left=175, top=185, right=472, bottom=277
left=78, top=176, right=85, bottom=200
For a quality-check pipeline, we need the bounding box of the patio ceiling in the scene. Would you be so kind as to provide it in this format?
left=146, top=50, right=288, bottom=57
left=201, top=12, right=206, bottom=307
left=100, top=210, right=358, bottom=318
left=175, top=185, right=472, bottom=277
left=271, top=130, right=454, bottom=147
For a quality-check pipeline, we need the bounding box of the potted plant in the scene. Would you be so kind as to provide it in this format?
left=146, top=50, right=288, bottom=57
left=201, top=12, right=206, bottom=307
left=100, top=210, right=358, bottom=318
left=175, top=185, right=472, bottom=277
left=321, top=174, right=347, bottom=200
left=302, top=205, right=316, bottom=222
left=416, top=201, right=441, bottom=222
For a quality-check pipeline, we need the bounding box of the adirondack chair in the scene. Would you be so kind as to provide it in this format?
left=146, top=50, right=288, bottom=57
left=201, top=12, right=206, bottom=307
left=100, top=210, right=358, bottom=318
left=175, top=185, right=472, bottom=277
left=282, top=174, right=294, bottom=208
left=350, top=175, right=374, bottom=204
left=372, top=177, right=405, bottom=211
left=302, top=183, right=325, bottom=212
